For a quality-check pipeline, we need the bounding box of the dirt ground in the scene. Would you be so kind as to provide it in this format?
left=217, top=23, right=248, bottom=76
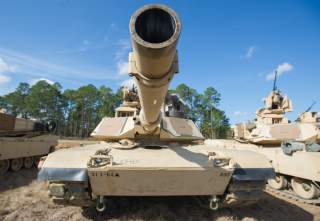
left=0, top=169, right=320, bottom=221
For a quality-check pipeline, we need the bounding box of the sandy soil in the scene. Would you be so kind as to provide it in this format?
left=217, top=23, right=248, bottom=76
left=1, top=169, right=320, bottom=221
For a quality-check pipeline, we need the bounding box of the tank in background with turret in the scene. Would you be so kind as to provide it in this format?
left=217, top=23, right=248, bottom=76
left=296, top=109, right=320, bottom=143
left=0, top=111, right=58, bottom=174
left=38, top=4, right=274, bottom=212
left=233, top=72, right=320, bottom=203
left=233, top=72, right=319, bottom=144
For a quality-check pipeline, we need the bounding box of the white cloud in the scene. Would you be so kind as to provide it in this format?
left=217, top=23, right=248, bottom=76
left=114, top=39, right=131, bottom=76
left=0, top=37, right=132, bottom=88
left=120, top=78, right=136, bottom=88
left=0, top=57, right=15, bottom=73
left=30, top=77, right=54, bottom=86
left=233, top=111, right=248, bottom=117
left=266, top=62, right=294, bottom=81
left=245, top=46, right=257, bottom=59
left=115, top=39, right=130, bottom=61
left=0, top=74, right=11, bottom=85
left=0, top=57, right=13, bottom=85
left=0, top=47, right=118, bottom=82
left=277, top=62, right=294, bottom=74
left=117, top=60, right=128, bottom=76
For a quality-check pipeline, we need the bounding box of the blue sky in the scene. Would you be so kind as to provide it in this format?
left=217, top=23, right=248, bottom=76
left=0, top=0, right=319, bottom=124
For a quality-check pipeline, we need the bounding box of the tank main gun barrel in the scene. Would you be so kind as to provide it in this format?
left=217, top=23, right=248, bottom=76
left=129, top=4, right=181, bottom=133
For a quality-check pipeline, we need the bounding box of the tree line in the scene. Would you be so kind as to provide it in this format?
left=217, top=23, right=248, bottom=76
left=169, top=84, right=230, bottom=138
left=0, top=81, right=230, bottom=138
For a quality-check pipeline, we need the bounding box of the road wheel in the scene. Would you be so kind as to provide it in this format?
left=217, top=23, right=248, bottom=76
left=24, top=157, right=34, bottom=169
left=0, top=160, right=10, bottom=175
left=10, top=158, right=23, bottom=172
left=34, top=157, right=41, bottom=167
left=291, top=178, right=319, bottom=199
left=267, top=174, right=287, bottom=190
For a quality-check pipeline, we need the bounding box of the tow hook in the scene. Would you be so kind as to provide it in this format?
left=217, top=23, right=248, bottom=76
left=96, top=196, right=106, bottom=212
left=209, top=196, right=220, bottom=210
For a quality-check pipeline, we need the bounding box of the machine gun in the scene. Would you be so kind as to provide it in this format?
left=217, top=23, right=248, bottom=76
left=272, top=70, right=278, bottom=91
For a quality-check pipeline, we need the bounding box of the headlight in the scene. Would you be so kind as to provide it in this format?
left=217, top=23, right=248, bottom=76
left=49, top=183, right=65, bottom=197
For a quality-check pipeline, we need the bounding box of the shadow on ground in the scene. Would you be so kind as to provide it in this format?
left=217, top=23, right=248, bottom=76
left=0, top=168, right=37, bottom=192
left=0, top=170, right=316, bottom=221
left=81, top=193, right=314, bottom=221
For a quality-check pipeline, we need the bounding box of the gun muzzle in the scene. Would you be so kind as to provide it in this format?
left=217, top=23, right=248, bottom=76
left=129, top=4, right=181, bottom=133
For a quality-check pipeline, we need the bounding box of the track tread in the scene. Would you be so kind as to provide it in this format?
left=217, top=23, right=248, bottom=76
left=266, top=186, right=320, bottom=205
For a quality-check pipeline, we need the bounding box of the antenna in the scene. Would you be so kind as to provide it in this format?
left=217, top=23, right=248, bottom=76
left=273, top=70, right=278, bottom=91
left=295, top=101, right=317, bottom=122
left=304, top=101, right=316, bottom=113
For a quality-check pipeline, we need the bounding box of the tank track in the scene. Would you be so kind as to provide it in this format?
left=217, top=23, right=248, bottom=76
left=0, top=156, right=43, bottom=175
left=266, top=186, right=320, bottom=205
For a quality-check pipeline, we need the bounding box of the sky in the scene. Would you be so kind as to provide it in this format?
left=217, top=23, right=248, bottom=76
left=0, top=0, right=319, bottom=124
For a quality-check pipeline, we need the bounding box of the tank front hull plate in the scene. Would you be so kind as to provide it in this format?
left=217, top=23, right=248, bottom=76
left=39, top=142, right=274, bottom=198
left=88, top=167, right=233, bottom=196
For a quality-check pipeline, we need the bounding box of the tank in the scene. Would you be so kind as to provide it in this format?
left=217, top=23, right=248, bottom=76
left=233, top=73, right=320, bottom=203
left=38, top=4, right=274, bottom=212
left=233, top=91, right=320, bottom=145
left=296, top=110, right=320, bottom=143
left=0, top=111, right=58, bottom=174
left=233, top=73, right=319, bottom=144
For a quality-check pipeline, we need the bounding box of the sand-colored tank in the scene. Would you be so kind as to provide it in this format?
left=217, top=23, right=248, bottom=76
left=38, top=4, right=274, bottom=212
left=233, top=90, right=319, bottom=144
left=0, top=112, right=58, bottom=174
left=296, top=110, right=320, bottom=143
left=233, top=75, right=320, bottom=203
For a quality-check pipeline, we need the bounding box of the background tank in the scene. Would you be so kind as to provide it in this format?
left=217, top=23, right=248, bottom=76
left=0, top=111, right=58, bottom=174
left=233, top=72, right=319, bottom=144
left=233, top=72, right=320, bottom=203
left=39, top=4, right=274, bottom=212
left=296, top=108, right=320, bottom=143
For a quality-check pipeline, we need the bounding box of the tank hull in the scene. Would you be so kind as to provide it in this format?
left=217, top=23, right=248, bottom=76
left=38, top=142, right=274, bottom=208
left=0, top=135, right=58, bottom=160
left=206, top=139, right=320, bottom=202
left=0, top=135, right=58, bottom=174
left=260, top=147, right=320, bottom=202
left=206, top=139, right=320, bottom=181
left=234, top=122, right=319, bottom=145
left=258, top=147, right=320, bottom=182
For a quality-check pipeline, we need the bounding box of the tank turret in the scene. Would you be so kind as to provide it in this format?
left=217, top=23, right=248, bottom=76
left=234, top=79, right=319, bottom=144
left=0, top=112, right=54, bottom=137
left=92, top=5, right=202, bottom=141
